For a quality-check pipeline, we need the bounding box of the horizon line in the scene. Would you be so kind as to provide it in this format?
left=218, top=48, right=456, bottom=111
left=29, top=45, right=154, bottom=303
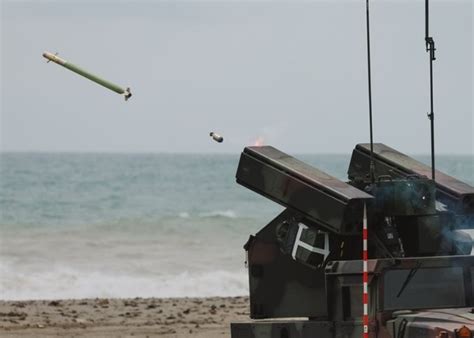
left=1, top=150, right=473, bottom=157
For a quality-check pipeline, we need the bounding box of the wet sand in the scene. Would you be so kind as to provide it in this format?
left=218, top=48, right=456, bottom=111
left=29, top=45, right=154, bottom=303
left=0, top=296, right=249, bottom=337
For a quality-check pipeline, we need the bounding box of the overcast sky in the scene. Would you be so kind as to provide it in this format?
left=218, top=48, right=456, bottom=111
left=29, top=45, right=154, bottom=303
left=1, top=0, right=472, bottom=154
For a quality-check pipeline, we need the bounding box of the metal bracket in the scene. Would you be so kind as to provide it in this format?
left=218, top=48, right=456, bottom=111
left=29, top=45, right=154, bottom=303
left=425, top=37, right=436, bottom=61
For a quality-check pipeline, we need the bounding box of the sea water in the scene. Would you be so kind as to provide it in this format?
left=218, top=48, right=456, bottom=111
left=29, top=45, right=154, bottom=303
left=0, top=153, right=472, bottom=300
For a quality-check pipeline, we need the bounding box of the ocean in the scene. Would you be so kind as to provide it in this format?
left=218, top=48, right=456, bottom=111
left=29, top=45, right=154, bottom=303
left=1, top=153, right=473, bottom=300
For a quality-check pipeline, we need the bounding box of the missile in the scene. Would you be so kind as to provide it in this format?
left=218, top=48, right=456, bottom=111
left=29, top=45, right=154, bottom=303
left=42, top=51, right=132, bottom=101
left=210, top=132, right=224, bottom=143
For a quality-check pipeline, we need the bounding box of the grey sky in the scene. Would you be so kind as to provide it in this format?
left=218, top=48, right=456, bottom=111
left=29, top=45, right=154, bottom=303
left=1, top=0, right=472, bottom=154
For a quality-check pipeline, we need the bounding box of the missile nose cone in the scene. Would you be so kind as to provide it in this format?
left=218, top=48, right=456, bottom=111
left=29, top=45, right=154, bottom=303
left=42, top=51, right=65, bottom=65
left=43, top=51, right=54, bottom=60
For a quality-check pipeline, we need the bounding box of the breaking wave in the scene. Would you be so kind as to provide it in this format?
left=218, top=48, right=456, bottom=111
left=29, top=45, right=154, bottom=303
left=176, top=210, right=238, bottom=220
left=0, top=261, right=248, bottom=301
left=198, top=210, right=237, bottom=219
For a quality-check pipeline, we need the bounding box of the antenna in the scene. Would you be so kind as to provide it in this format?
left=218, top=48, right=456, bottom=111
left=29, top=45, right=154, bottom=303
left=366, top=0, right=375, bottom=183
left=425, top=0, right=436, bottom=180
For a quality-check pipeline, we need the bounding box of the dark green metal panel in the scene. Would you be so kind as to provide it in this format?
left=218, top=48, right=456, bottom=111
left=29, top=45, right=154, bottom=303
left=236, top=146, right=372, bottom=235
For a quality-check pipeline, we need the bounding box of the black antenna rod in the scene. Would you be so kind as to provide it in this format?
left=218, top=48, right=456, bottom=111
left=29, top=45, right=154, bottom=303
left=366, top=0, right=375, bottom=183
left=425, top=0, right=436, bottom=180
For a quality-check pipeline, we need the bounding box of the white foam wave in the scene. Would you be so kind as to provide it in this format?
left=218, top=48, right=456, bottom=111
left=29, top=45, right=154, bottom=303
left=198, top=210, right=237, bottom=219
left=178, top=212, right=190, bottom=218
left=0, top=261, right=248, bottom=301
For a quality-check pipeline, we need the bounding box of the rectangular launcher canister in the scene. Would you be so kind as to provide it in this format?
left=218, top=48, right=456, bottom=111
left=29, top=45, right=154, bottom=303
left=236, top=146, right=373, bottom=235
left=348, top=143, right=474, bottom=214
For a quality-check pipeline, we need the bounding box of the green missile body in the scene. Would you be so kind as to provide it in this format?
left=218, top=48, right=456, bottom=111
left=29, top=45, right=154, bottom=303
left=43, top=51, right=132, bottom=101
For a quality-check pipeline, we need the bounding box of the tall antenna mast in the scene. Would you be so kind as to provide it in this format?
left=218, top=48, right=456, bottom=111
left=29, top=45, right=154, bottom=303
left=366, top=0, right=375, bottom=183
left=425, top=0, right=436, bottom=180
left=363, top=6, right=374, bottom=335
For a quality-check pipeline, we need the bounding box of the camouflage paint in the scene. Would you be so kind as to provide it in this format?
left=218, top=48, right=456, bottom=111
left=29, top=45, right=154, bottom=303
left=232, top=143, right=474, bottom=338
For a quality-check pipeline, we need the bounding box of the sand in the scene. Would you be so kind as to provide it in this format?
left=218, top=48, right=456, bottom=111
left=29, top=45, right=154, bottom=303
left=0, top=296, right=249, bottom=337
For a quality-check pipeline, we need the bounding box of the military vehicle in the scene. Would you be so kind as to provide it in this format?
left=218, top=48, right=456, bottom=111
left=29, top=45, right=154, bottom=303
left=230, top=1, right=474, bottom=337
left=231, top=145, right=474, bottom=337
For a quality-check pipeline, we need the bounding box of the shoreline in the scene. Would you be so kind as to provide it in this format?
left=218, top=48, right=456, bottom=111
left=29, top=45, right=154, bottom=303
left=0, top=296, right=249, bottom=337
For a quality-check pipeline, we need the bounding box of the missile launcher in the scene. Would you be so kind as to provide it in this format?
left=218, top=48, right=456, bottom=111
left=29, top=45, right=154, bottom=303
left=231, top=144, right=474, bottom=337
left=230, top=1, right=473, bottom=336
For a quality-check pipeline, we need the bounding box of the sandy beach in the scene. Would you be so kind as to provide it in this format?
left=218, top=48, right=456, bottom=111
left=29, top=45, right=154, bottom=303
left=0, top=296, right=249, bottom=337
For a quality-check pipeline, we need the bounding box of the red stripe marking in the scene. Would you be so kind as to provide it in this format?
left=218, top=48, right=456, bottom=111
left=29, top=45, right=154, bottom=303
left=363, top=203, right=368, bottom=338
